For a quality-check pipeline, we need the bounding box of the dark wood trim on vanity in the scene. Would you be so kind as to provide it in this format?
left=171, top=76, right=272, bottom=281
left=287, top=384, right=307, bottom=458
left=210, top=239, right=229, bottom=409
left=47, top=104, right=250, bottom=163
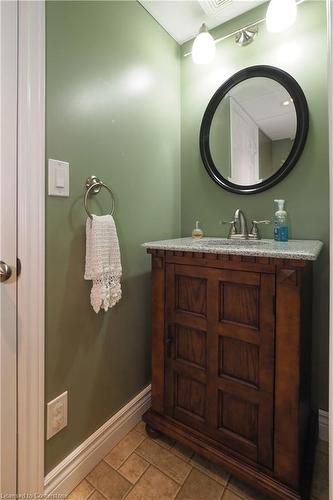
left=151, top=252, right=165, bottom=414
left=143, top=249, right=317, bottom=500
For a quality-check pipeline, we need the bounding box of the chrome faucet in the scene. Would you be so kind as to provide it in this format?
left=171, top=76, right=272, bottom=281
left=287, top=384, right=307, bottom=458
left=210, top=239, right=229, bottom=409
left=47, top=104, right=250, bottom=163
left=234, top=209, right=248, bottom=240
left=223, top=208, right=271, bottom=240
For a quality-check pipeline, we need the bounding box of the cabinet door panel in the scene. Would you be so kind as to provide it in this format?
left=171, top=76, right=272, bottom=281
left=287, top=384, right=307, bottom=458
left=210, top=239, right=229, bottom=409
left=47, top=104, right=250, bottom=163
left=220, top=337, right=259, bottom=387
left=165, top=264, right=275, bottom=469
left=211, top=270, right=275, bottom=468
left=221, top=282, right=259, bottom=328
left=174, top=325, right=207, bottom=370
left=176, top=275, right=207, bottom=317
left=165, top=264, right=211, bottom=432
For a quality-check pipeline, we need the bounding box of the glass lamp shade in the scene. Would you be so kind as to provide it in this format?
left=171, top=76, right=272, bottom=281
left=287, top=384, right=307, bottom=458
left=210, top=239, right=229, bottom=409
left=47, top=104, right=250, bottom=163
left=192, top=26, right=216, bottom=65
left=266, top=0, right=297, bottom=33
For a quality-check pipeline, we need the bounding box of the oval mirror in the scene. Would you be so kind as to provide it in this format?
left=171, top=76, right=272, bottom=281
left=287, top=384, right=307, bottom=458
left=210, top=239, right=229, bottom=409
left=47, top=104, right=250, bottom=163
left=200, top=66, right=309, bottom=194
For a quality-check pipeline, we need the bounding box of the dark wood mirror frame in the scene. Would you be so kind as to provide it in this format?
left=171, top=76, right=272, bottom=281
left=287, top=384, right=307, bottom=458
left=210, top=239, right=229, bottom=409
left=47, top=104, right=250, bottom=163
left=199, top=65, right=309, bottom=195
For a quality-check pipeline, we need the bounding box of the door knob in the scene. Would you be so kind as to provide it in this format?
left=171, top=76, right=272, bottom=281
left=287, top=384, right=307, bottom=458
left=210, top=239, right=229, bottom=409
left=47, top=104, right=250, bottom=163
left=0, top=261, right=12, bottom=282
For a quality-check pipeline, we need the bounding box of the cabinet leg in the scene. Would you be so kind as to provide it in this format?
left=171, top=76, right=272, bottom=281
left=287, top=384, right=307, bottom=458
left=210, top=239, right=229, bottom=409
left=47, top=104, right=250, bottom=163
left=145, top=423, right=160, bottom=439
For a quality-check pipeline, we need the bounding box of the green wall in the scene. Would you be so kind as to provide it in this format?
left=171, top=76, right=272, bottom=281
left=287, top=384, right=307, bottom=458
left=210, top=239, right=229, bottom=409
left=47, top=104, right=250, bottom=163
left=181, top=2, right=329, bottom=410
left=45, top=0, right=180, bottom=473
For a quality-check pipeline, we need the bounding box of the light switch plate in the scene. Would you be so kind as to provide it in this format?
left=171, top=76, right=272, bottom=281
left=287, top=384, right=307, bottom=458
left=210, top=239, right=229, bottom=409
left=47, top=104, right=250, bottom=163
left=48, top=159, right=69, bottom=197
left=47, top=391, right=68, bottom=440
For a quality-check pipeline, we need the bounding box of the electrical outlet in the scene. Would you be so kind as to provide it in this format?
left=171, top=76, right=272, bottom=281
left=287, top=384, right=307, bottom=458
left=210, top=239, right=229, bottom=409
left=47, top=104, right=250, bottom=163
left=47, top=391, right=68, bottom=440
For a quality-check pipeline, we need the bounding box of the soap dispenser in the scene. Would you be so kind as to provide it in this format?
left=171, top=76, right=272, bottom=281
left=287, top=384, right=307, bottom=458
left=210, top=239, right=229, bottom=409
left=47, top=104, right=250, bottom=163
left=273, top=200, right=289, bottom=242
left=192, top=221, right=204, bottom=239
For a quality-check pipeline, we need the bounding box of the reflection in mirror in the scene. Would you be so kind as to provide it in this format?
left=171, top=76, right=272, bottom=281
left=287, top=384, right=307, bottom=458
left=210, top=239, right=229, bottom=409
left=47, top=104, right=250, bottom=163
left=210, top=77, right=296, bottom=186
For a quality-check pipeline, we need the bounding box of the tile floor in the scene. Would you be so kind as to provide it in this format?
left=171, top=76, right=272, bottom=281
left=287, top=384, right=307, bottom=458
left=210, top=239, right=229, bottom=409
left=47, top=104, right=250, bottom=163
left=68, top=421, right=329, bottom=500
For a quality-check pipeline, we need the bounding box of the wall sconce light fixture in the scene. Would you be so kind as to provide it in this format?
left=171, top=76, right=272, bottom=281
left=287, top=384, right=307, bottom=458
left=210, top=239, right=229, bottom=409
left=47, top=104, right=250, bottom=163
left=189, top=0, right=302, bottom=63
left=235, top=25, right=258, bottom=47
left=192, top=23, right=216, bottom=65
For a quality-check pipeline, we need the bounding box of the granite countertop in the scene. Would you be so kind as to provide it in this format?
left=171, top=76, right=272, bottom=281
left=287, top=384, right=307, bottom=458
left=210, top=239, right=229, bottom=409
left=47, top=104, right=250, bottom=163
left=142, top=237, right=324, bottom=261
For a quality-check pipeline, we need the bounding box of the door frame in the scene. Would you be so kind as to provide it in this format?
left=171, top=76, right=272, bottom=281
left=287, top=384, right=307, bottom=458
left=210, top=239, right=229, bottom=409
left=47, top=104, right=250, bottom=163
left=17, top=1, right=45, bottom=494
left=229, top=96, right=260, bottom=185
left=328, top=1, right=333, bottom=499
left=1, top=0, right=18, bottom=491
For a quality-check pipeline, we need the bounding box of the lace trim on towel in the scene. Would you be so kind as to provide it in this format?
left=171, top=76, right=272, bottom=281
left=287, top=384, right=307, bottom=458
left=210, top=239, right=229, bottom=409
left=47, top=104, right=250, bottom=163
left=90, top=270, right=122, bottom=314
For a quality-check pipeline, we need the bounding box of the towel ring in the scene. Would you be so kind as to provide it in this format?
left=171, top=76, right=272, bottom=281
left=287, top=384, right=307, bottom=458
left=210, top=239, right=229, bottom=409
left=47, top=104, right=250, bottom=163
left=84, top=176, right=115, bottom=219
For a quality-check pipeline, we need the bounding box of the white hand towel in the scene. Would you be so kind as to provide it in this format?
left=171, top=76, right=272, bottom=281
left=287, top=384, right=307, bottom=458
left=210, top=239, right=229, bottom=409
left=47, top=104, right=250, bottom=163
left=84, top=215, right=122, bottom=313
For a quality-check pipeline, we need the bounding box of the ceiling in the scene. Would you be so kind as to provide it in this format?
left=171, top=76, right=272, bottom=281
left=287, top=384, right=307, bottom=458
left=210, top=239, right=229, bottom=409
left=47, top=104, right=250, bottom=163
left=229, top=78, right=296, bottom=140
left=138, top=0, right=267, bottom=44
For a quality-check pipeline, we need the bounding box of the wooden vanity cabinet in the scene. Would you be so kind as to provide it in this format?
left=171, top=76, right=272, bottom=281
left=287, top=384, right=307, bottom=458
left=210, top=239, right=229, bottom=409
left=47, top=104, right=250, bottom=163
left=143, top=249, right=316, bottom=500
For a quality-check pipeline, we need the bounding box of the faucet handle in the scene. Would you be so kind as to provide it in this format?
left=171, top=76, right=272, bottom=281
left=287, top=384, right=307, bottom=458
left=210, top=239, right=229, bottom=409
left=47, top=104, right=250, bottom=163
left=221, top=220, right=237, bottom=238
left=249, top=220, right=271, bottom=240
left=252, top=219, right=271, bottom=226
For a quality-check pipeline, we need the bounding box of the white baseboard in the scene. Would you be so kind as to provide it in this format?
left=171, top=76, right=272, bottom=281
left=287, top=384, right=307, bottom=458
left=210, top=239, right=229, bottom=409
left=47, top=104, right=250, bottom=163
left=319, top=409, right=329, bottom=442
left=44, top=385, right=151, bottom=496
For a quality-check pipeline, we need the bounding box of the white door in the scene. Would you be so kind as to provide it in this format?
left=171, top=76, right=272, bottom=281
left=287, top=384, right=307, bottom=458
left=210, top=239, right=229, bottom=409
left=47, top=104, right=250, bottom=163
left=0, top=0, right=18, bottom=493
left=230, top=97, right=260, bottom=185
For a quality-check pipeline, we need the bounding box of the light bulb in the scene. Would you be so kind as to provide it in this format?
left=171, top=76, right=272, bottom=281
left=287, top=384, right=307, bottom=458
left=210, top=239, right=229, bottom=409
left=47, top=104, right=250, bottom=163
left=266, top=0, right=297, bottom=33
left=192, top=24, right=216, bottom=65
